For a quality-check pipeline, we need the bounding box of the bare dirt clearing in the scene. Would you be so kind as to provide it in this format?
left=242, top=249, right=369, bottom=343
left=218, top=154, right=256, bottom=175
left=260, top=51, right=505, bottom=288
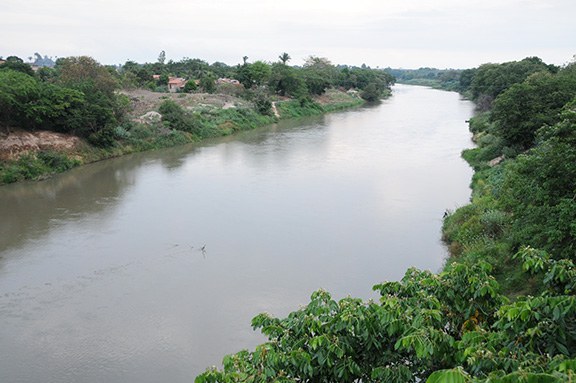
left=0, top=129, right=82, bottom=161
left=121, top=89, right=252, bottom=118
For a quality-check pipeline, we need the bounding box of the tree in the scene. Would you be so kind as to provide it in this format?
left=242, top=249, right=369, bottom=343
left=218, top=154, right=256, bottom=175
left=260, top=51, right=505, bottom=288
left=5, top=56, right=24, bottom=63
left=53, top=56, right=124, bottom=137
left=469, top=57, right=554, bottom=105
left=278, top=52, right=291, bottom=65
left=360, top=83, right=381, bottom=102
left=158, top=99, right=197, bottom=132
left=237, top=61, right=272, bottom=89
left=55, top=56, right=118, bottom=96
left=196, top=257, right=576, bottom=382
left=157, top=50, right=166, bottom=65
left=0, top=58, right=35, bottom=77
left=0, top=69, right=40, bottom=127
left=183, top=79, right=197, bottom=93
left=301, top=56, right=337, bottom=95
left=491, top=70, right=576, bottom=150
left=458, top=68, right=476, bottom=93
left=27, top=84, right=86, bottom=131
left=199, top=73, right=216, bottom=93
left=252, top=89, right=273, bottom=116
left=158, top=74, right=169, bottom=86
left=499, top=107, right=576, bottom=259
left=269, top=63, right=306, bottom=97
left=210, top=61, right=233, bottom=78
left=36, top=66, right=57, bottom=82
left=0, top=69, right=85, bottom=132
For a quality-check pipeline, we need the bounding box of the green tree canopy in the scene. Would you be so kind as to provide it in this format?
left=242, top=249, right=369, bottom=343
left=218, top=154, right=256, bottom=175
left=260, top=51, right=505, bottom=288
left=237, top=61, right=272, bottom=89
left=499, top=106, right=576, bottom=259
left=278, top=52, right=291, bottom=64
left=0, top=69, right=41, bottom=127
left=197, top=255, right=576, bottom=383
left=0, top=69, right=86, bottom=132
left=491, top=68, right=576, bottom=150
left=469, top=57, right=555, bottom=108
left=199, top=72, right=216, bottom=93
left=268, top=63, right=306, bottom=97
left=0, top=58, right=35, bottom=77
left=55, top=56, right=119, bottom=96
left=301, top=56, right=338, bottom=95
left=53, top=56, right=125, bottom=137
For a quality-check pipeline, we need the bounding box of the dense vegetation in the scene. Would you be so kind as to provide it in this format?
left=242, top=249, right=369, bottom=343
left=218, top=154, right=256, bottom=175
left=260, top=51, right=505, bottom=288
left=0, top=53, right=394, bottom=184
left=196, top=56, right=576, bottom=382
left=444, top=57, right=576, bottom=293
left=120, top=53, right=394, bottom=102
left=0, top=56, right=128, bottom=140
left=197, top=254, right=575, bottom=383
left=384, top=67, right=463, bottom=91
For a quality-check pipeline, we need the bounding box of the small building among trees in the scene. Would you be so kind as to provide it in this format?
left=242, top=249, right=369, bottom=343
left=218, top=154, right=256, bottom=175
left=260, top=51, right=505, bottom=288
left=167, top=77, right=187, bottom=93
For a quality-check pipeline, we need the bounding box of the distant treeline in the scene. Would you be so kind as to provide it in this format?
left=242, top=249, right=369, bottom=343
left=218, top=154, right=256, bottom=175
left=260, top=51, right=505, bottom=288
left=0, top=53, right=394, bottom=140
left=120, top=53, right=395, bottom=101
left=384, top=67, right=461, bottom=91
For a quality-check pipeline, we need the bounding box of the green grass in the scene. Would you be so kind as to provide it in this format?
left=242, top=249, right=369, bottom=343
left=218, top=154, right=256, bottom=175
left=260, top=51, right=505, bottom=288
left=0, top=151, right=81, bottom=184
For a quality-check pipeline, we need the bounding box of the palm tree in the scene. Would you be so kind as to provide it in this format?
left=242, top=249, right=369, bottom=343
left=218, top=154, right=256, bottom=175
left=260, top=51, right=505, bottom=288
left=279, top=52, right=291, bottom=65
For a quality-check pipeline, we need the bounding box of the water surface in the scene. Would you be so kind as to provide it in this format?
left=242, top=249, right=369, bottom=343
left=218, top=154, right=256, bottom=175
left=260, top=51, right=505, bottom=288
left=0, top=85, right=474, bottom=382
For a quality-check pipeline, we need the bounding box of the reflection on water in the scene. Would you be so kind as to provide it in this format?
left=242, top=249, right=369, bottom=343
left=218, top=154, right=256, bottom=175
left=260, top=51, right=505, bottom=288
left=0, top=85, right=474, bottom=383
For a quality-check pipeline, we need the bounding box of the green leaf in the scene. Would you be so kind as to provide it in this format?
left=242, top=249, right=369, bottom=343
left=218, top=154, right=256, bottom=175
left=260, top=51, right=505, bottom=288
left=555, top=341, right=569, bottom=356
left=426, top=368, right=469, bottom=383
left=552, top=306, right=561, bottom=321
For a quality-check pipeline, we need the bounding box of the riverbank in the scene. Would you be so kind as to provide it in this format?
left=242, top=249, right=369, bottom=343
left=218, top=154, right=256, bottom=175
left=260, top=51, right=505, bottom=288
left=0, top=88, right=365, bottom=185
left=440, top=109, right=574, bottom=296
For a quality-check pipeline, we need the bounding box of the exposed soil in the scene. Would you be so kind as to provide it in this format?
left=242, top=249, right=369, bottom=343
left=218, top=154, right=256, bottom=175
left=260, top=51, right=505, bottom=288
left=121, top=89, right=251, bottom=118
left=0, top=129, right=82, bottom=161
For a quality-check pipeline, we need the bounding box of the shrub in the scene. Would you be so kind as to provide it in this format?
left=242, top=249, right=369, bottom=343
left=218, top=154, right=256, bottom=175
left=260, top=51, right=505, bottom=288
left=480, top=209, right=509, bottom=238
left=253, top=93, right=273, bottom=116
left=36, top=151, right=81, bottom=172
left=88, top=126, right=117, bottom=147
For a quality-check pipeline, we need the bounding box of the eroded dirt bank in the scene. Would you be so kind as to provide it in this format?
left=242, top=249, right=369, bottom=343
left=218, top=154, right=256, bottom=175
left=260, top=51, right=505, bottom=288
left=0, top=129, right=82, bottom=161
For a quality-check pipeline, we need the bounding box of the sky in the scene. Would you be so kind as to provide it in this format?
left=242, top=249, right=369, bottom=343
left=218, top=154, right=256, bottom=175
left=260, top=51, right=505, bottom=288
left=1, top=0, right=575, bottom=69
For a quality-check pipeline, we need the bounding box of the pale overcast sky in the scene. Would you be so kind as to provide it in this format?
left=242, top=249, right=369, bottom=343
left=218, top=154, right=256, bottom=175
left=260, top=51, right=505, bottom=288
left=1, top=0, right=574, bottom=69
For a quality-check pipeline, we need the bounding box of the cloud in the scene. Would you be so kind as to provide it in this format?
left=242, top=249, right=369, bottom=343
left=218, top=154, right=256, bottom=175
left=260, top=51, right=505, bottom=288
left=1, top=0, right=574, bottom=68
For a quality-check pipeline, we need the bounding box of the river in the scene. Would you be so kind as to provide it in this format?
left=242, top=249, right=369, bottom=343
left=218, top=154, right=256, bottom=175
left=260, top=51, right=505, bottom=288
left=0, top=85, right=474, bottom=382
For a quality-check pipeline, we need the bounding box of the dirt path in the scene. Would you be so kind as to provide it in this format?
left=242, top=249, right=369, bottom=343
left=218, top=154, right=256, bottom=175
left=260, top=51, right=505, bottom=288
left=271, top=102, right=280, bottom=118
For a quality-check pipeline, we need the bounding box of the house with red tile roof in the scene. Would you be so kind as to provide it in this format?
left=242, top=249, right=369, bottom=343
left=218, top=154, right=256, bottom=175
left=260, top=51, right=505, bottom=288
left=168, top=77, right=187, bottom=93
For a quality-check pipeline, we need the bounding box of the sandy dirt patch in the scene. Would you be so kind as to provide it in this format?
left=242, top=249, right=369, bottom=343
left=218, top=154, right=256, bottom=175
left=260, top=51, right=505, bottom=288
left=120, top=89, right=251, bottom=118
left=0, top=129, right=82, bottom=161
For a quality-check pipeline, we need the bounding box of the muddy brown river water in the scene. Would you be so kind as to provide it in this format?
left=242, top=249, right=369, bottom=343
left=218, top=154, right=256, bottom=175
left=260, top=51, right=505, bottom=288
left=0, top=85, right=474, bottom=382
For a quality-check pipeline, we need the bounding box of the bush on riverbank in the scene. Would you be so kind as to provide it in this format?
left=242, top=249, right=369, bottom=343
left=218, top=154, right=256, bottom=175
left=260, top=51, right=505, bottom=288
left=0, top=151, right=81, bottom=184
